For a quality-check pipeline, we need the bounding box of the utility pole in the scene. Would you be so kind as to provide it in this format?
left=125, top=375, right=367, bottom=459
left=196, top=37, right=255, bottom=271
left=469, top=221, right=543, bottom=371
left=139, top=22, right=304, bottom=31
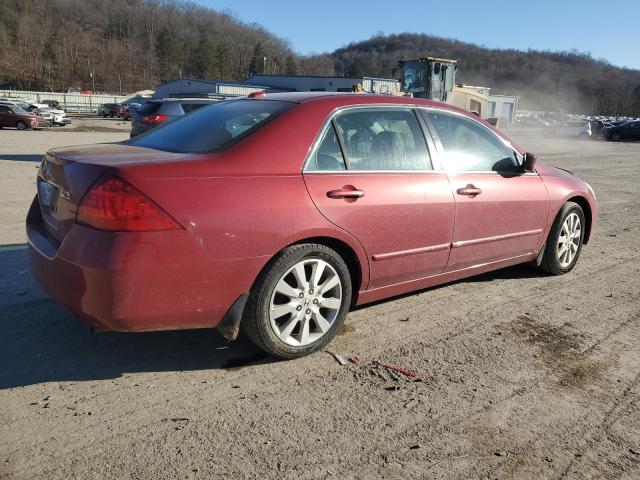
left=90, top=68, right=95, bottom=93
left=263, top=56, right=267, bottom=74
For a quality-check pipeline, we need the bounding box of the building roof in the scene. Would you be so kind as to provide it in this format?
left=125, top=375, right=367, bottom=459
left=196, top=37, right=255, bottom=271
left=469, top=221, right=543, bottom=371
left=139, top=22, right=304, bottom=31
left=158, top=78, right=265, bottom=89
left=245, top=74, right=364, bottom=82
left=243, top=91, right=426, bottom=105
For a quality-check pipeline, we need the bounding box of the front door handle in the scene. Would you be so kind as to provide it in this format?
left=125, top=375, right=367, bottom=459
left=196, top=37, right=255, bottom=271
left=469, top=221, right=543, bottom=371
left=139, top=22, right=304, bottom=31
left=327, top=186, right=365, bottom=199
left=456, top=184, right=482, bottom=196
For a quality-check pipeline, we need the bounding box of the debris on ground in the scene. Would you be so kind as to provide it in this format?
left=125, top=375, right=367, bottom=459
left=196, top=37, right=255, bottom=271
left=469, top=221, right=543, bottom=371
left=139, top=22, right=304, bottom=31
left=495, top=450, right=508, bottom=457
left=373, top=360, right=418, bottom=378
left=347, top=356, right=361, bottom=365
left=325, top=351, right=347, bottom=366
left=403, top=399, right=417, bottom=408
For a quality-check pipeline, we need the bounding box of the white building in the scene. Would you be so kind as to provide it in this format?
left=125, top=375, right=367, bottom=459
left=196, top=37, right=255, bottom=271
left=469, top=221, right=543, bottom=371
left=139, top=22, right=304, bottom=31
left=244, top=75, right=401, bottom=94
left=487, top=94, right=519, bottom=126
left=153, top=78, right=264, bottom=99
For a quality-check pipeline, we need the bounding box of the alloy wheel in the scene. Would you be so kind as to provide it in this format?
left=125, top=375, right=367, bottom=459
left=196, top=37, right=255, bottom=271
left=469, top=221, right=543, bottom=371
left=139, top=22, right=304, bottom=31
left=557, top=212, right=581, bottom=268
left=269, top=258, right=342, bottom=346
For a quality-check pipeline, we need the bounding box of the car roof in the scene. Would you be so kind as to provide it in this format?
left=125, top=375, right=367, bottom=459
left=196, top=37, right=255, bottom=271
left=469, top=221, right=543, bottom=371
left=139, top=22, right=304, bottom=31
left=247, top=91, right=454, bottom=110
left=153, top=98, right=220, bottom=103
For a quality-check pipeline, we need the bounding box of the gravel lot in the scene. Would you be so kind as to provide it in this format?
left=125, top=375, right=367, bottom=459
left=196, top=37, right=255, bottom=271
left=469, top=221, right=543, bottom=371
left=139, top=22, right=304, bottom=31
left=1, top=121, right=639, bottom=479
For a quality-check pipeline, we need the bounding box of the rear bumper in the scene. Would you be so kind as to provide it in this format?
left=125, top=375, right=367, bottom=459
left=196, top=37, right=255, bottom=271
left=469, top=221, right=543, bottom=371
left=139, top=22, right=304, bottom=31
left=26, top=199, right=263, bottom=332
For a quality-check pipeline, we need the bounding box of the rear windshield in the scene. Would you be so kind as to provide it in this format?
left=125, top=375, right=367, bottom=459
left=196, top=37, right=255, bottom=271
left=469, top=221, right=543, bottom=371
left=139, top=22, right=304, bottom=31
left=137, top=102, right=161, bottom=115
left=128, top=99, right=293, bottom=153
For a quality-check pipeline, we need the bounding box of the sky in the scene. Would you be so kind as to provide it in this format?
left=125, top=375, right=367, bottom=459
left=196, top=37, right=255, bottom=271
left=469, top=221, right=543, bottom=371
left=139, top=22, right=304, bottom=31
left=196, top=0, right=640, bottom=70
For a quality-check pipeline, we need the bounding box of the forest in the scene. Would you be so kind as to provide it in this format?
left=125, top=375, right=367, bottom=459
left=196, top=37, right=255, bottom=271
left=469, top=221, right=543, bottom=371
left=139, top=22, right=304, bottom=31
left=1, top=0, right=638, bottom=114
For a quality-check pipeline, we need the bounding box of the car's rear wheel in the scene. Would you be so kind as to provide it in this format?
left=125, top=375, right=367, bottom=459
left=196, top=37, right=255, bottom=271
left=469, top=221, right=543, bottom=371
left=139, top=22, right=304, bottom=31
left=538, top=202, right=585, bottom=275
left=16, top=121, right=27, bottom=130
left=611, top=132, right=622, bottom=141
left=242, top=243, right=352, bottom=359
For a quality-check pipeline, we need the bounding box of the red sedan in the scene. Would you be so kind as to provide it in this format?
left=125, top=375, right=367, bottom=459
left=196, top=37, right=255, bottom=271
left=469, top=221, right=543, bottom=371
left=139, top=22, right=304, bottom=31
left=27, top=93, right=598, bottom=358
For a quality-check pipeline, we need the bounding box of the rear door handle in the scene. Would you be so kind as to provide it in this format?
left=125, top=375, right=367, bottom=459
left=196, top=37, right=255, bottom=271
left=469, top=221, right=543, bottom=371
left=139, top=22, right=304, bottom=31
left=327, top=187, right=365, bottom=199
left=456, top=184, right=482, bottom=196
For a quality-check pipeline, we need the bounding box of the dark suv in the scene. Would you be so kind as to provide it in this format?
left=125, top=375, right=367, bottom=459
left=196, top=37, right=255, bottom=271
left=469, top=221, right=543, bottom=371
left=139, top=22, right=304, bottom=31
left=98, top=103, right=120, bottom=118
left=130, top=98, right=219, bottom=137
left=602, top=120, right=640, bottom=141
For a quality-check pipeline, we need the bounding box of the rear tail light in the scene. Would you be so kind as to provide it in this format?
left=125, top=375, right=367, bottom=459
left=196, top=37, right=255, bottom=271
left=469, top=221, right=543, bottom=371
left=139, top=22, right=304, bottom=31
left=77, top=175, right=182, bottom=232
left=143, top=114, right=169, bottom=125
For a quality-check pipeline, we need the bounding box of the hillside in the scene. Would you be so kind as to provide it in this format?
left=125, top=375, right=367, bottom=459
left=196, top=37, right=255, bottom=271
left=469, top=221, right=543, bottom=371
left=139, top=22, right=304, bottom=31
left=332, top=33, right=640, bottom=114
left=0, top=0, right=299, bottom=93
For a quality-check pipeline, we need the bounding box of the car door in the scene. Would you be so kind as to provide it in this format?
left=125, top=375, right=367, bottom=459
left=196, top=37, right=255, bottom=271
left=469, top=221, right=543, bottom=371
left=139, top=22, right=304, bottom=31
left=303, top=106, right=455, bottom=290
left=421, top=109, right=549, bottom=272
left=0, top=105, right=10, bottom=127
left=627, top=121, right=640, bottom=140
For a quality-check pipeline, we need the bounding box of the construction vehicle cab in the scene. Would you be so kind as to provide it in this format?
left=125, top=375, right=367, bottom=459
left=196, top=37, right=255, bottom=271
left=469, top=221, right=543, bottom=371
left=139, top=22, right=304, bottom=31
left=399, top=57, right=488, bottom=118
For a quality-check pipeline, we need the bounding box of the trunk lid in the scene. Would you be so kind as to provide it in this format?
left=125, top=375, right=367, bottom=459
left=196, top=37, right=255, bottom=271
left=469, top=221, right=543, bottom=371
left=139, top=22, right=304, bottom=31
left=37, top=143, right=192, bottom=243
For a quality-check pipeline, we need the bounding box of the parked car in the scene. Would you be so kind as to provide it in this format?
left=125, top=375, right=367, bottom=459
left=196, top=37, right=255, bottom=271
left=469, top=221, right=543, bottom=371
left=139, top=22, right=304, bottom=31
left=98, top=103, right=120, bottom=118
left=552, top=120, right=592, bottom=138
left=130, top=98, right=219, bottom=137
left=27, top=93, right=599, bottom=359
left=602, top=120, right=640, bottom=141
left=26, top=103, right=70, bottom=126
left=116, top=103, right=140, bottom=120
left=0, top=104, right=48, bottom=129
left=41, top=99, right=63, bottom=110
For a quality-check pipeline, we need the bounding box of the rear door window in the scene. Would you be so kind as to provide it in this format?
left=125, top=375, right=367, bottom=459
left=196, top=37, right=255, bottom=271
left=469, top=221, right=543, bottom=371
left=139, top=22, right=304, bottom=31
left=306, top=124, right=346, bottom=171
left=333, top=108, right=432, bottom=170
left=128, top=99, right=293, bottom=153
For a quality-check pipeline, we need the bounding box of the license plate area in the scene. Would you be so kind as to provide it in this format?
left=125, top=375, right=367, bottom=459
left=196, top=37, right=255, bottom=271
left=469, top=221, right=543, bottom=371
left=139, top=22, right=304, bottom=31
left=38, top=180, right=55, bottom=207
left=38, top=178, right=60, bottom=230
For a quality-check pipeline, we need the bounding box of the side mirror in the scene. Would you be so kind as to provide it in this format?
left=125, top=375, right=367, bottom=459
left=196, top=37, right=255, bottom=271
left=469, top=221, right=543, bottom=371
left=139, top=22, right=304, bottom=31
left=522, top=152, right=538, bottom=172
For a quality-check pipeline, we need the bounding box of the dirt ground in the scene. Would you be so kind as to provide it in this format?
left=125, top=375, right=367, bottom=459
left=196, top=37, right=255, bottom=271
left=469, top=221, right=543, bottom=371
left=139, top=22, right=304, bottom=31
left=1, top=120, right=639, bottom=480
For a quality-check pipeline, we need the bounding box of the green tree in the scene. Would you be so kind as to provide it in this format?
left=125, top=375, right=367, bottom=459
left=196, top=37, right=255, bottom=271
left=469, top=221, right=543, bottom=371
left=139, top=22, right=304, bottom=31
left=215, top=43, right=231, bottom=80
left=248, top=41, right=264, bottom=76
left=156, top=29, right=177, bottom=81
left=193, top=34, right=215, bottom=79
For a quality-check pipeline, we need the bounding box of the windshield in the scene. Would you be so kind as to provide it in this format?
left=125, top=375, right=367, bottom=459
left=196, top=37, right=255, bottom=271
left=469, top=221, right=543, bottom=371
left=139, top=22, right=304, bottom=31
left=128, top=99, right=293, bottom=154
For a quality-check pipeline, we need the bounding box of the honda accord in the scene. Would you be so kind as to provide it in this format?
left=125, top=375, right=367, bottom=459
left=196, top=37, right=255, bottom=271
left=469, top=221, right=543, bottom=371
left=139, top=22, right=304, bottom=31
left=27, top=92, right=598, bottom=358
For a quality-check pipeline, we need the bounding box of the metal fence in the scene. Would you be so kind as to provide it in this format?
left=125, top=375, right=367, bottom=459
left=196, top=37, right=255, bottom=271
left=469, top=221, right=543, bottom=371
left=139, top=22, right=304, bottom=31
left=0, top=90, right=131, bottom=113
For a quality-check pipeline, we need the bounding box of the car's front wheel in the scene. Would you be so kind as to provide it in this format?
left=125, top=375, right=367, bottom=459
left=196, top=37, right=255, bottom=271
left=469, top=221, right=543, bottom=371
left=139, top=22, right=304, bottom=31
left=16, top=121, right=27, bottom=130
left=611, top=132, right=622, bottom=141
left=242, top=243, right=352, bottom=359
left=538, top=201, right=585, bottom=275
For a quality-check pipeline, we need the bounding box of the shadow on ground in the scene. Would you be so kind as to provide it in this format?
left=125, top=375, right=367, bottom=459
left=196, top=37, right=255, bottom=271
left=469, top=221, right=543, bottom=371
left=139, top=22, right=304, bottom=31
left=1, top=243, right=545, bottom=390
left=0, top=154, right=43, bottom=162
left=0, top=245, right=268, bottom=390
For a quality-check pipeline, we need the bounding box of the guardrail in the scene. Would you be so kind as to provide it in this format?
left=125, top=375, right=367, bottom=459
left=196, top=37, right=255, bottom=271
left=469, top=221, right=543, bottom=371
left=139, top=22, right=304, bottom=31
left=0, top=90, right=131, bottom=113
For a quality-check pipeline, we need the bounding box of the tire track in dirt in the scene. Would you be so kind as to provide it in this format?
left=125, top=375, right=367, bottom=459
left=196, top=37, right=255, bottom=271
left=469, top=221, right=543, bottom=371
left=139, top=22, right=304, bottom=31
left=5, top=251, right=639, bottom=479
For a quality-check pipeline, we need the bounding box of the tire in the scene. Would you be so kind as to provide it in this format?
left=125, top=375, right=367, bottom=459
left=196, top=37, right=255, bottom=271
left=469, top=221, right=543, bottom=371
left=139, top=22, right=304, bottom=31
left=16, top=121, right=27, bottom=130
left=242, top=243, right=352, bottom=359
left=538, top=202, right=585, bottom=275
left=611, top=132, right=623, bottom=142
